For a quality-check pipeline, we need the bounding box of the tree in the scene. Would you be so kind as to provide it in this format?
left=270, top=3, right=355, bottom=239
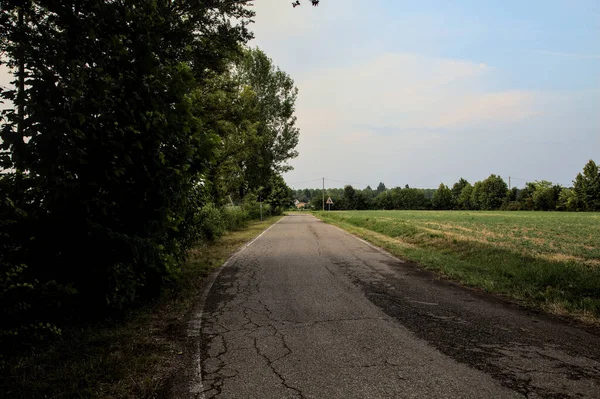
left=530, top=181, right=561, bottom=211
left=375, top=190, right=393, bottom=210
left=471, top=175, right=508, bottom=210
left=573, top=160, right=600, bottom=211
left=354, top=190, right=371, bottom=210
left=342, top=185, right=357, bottom=210
left=451, top=178, right=469, bottom=207
left=236, top=48, right=300, bottom=198
left=557, top=188, right=581, bottom=212
left=432, top=183, right=454, bottom=210
left=0, top=0, right=254, bottom=341
left=517, top=183, right=536, bottom=210
left=458, top=184, right=474, bottom=210
left=197, top=47, right=299, bottom=205
left=263, top=174, right=293, bottom=215
left=376, top=182, right=387, bottom=193
left=508, top=187, right=519, bottom=201
left=398, top=188, right=430, bottom=210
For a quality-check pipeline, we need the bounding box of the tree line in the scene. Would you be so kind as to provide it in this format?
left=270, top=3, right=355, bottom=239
left=0, top=2, right=296, bottom=347
left=295, top=160, right=600, bottom=212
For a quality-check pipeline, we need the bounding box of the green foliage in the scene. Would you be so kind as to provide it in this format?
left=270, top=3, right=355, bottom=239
left=451, top=178, right=469, bottom=204
left=0, top=0, right=301, bottom=350
left=295, top=160, right=600, bottom=214
left=557, top=188, right=580, bottom=212
left=241, top=194, right=272, bottom=220
left=197, top=48, right=299, bottom=209
left=432, top=183, right=454, bottom=210
left=471, top=174, right=508, bottom=210
left=0, top=0, right=260, bottom=345
left=573, top=160, right=600, bottom=211
left=263, top=174, right=293, bottom=215
left=457, top=183, right=474, bottom=210
left=197, top=204, right=227, bottom=242
left=342, top=185, right=357, bottom=210
left=530, top=181, right=561, bottom=211
left=222, top=207, right=251, bottom=231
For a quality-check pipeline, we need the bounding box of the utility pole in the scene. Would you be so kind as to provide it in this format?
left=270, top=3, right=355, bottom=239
left=322, top=177, right=325, bottom=211
left=509, top=176, right=511, bottom=190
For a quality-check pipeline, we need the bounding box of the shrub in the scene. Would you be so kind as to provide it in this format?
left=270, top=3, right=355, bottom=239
left=502, top=201, right=522, bottom=211
left=196, top=204, right=226, bottom=242
left=242, top=194, right=271, bottom=220
left=222, top=207, right=250, bottom=231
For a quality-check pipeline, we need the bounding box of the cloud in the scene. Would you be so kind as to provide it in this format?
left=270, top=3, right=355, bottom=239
left=295, top=52, right=538, bottom=134
left=430, top=90, right=537, bottom=128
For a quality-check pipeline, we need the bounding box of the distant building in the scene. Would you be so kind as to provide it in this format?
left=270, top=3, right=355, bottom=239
left=296, top=202, right=307, bottom=209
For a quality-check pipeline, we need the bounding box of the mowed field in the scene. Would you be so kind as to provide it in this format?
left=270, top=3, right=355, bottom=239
left=315, top=210, right=600, bottom=322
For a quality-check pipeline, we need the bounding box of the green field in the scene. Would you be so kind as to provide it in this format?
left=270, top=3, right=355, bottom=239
left=315, top=210, right=600, bottom=322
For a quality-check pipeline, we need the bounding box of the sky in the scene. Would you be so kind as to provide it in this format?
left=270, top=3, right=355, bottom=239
left=250, top=0, right=600, bottom=189
left=1, top=1, right=598, bottom=190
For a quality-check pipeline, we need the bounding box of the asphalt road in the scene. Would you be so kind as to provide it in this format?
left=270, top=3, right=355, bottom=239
left=182, top=214, right=600, bottom=398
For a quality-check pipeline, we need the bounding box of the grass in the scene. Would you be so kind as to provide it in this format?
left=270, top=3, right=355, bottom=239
left=314, top=210, right=600, bottom=323
left=3, top=216, right=282, bottom=399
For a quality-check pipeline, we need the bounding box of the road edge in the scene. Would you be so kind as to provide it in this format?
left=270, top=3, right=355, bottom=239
left=182, top=216, right=287, bottom=398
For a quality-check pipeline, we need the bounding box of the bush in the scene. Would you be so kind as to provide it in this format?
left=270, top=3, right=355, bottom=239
left=222, top=207, right=250, bottom=231
left=242, top=194, right=271, bottom=220
left=502, top=201, right=522, bottom=211
left=196, top=204, right=226, bottom=242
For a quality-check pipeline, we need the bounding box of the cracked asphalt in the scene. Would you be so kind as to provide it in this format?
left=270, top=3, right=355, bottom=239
left=187, top=214, right=600, bottom=398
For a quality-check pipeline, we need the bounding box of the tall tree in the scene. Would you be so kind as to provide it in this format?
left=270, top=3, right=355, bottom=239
left=432, top=183, right=454, bottom=210
left=237, top=48, right=299, bottom=195
left=342, top=185, right=357, bottom=210
left=530, top=181, right=561, bottom=211
left=451, top=178, right=469, bottom=206
left=201, top=48, right=299, bottom=203
left=573, top=160, right=600, bottom=211
left=0, top=0, right=254, bottom=341
left=471, top=175, right=508, bottom=210
left=458, top=183, right=474, bottom=210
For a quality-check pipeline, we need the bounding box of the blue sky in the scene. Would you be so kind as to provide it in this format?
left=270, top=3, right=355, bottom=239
left=251, top=0, right=600, bottom=189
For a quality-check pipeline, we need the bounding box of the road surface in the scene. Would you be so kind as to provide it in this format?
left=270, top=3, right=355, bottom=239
left=181, top=214, right=600, bottom=398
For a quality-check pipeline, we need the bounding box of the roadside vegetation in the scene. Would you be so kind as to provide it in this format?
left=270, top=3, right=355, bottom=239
left=1, top=2, right=296, bottom=351
left=315, top=210, right=600, bottom=323
left=3, top=216, right=281, bottom=398
left=0, top=3, right=299, bottom=394
left=296, top=159, right=600, bottom=212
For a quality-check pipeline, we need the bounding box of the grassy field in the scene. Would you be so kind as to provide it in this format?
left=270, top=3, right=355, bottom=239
left=4, top=216, right=282, bottom=399
left=315, top=210, right=600, bottom=323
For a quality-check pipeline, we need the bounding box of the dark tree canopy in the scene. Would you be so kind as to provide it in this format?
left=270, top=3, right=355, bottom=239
left=0, top=0, right=297, bottom=346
